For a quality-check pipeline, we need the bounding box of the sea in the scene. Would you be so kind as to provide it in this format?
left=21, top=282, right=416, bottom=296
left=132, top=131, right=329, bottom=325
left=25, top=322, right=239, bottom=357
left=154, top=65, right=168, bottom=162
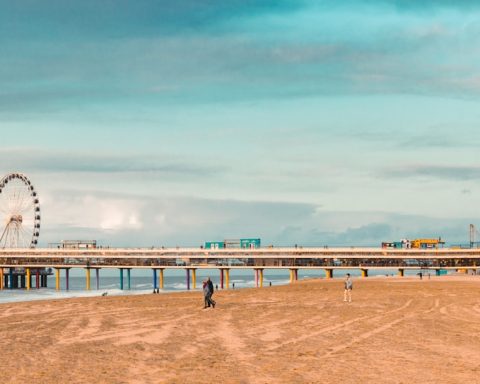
left=0, top=268, right=443, bottom=304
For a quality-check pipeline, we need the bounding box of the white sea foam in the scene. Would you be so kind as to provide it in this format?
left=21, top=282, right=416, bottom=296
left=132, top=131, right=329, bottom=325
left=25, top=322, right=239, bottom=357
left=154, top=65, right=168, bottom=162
left=0, top=288, right=152, bottom=304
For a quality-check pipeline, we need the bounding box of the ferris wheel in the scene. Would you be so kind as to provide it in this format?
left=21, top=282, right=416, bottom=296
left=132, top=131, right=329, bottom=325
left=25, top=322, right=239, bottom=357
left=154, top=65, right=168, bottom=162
left=0, top=173, right=40, bottom=248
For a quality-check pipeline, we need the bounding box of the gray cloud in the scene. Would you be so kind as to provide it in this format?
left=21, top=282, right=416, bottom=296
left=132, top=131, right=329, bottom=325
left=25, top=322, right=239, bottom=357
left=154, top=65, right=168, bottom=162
left=0, top=148, right=224, bottom=176
left=0, top=1, right=479, bottom=119
left=381, top=165, right=480, bottom=181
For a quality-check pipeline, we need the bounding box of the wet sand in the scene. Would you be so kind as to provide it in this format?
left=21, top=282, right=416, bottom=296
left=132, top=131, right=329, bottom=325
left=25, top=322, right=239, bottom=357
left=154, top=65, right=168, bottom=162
left=1, top=275, right=480, bottom=383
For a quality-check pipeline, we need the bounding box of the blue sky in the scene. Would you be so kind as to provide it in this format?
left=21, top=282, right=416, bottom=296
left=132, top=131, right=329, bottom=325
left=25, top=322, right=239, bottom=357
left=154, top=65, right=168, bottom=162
left=0, top=1, right=479, bottom=246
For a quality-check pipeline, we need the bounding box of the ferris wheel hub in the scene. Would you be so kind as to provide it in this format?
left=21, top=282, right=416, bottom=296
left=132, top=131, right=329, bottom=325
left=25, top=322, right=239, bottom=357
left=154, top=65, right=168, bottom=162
left=10, top=215, right=23, bottom=224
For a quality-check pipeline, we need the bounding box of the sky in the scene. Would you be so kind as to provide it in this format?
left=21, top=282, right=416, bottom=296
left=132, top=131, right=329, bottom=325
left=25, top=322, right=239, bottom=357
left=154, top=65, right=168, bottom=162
left=0, top=0, right=479, bottom=247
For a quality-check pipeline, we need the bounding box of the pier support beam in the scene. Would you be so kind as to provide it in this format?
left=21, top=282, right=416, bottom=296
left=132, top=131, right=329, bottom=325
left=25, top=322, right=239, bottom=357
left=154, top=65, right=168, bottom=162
left=325, top=269, right=333, bottom=279
left=259, top=269, right=264, bottom=288
left=86, top=268, right=91, bottom=290
left=56, top=269, right=60, bottom=291
left=186, top=269, right=190, bottom=290
left=159, top=269, right=164, bottom=290
left=9, top=269, right=13, bottom=289
left=153, top=269, right=158, bottom=291
left=65, top=269, right=70, bottom=291
left=220, top=269, right=224, bottom=289
left=96, top=268, right=100, bottom=290
left=12, top=274, right=18, bottom=288
left=289, top=269, right=298, bottom=283
left=255, top=269, right=259, bottom=288
left=361, top=269, right=368, bottom=278
left=192, top=269, right=197, bottom=289
left=225, top=269, right=230, bottom=289
left=35, top=270, right=40, bottom=289
left=398, top=269, right=404, bottom=277
left=0, top=268, right=3, bottom=290
left=120, top=269, right=124, bottom=290
left=127, top=269, right=131, bottom=290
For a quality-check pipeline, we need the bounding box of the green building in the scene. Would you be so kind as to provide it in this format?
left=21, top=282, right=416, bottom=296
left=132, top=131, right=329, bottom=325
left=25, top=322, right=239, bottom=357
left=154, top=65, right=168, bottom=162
left=204, top=241, right=225, bottom=249
left=204, top=238, right=261, bottom=249
left=240, top=238, right=261, bottom=249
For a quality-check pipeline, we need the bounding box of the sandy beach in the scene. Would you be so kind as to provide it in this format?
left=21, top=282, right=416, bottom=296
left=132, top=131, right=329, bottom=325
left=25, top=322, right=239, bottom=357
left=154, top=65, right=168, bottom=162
left=1, top=275, right=480, bottom=383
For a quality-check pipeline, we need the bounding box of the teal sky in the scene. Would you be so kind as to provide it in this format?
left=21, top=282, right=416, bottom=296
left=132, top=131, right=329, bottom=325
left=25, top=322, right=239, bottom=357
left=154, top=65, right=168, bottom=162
left=1, top=1, right=479, bottom=246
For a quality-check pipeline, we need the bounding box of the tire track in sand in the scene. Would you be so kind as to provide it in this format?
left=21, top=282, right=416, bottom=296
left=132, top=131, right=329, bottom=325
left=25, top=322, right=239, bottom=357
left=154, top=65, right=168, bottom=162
left=319, top=298, right=440, bottom=359
left=266, top=299, right=413, bottom=352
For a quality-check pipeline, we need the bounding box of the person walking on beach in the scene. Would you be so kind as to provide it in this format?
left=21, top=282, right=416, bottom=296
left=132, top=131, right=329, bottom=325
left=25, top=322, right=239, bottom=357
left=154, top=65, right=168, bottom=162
left=203, top=277, right=216, bottom=309
left=344, top=273, right=352, bottom=302
left=202, top=279, right=210, bottom=308
left=207, top=277, right=216, bottom=308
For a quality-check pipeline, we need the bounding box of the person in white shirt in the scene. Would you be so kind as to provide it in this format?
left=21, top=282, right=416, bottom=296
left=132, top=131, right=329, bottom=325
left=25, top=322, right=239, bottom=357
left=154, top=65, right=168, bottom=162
left=344, top=273, right=353, bottom=302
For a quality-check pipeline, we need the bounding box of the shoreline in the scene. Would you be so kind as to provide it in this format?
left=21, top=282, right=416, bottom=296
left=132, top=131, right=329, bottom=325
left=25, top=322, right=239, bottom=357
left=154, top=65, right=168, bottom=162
left=0, top=272, right=476, bottom=306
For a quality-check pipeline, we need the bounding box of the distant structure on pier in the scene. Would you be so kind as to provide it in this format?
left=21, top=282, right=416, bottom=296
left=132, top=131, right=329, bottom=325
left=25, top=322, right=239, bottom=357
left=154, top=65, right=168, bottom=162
left=49, top=240, right=97, bottom=249
left=382, top=238, right=445, bottom=249
left=204, top=238, right=261, bottom=249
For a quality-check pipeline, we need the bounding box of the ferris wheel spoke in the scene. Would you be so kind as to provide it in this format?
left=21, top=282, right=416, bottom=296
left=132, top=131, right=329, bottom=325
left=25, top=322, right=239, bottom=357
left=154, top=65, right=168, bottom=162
left=19, top=187, right=33, bottom=213
left=13, top=188, right=25, bottom=214
left=1, top=224, right=11, bottom=248
left=13, top=187, right=26, bottom=214
left=0, top=204, right=9, bottom=215
left=19, top=225, right=31, bottom=248
left=0, top=224, right=9, bottom=247
left=20, top=224, right=34, bottom=243
left=19, top=200, right=34, bottom=215
left=0, top=194, right=11, bottom=211
left=6, top=185, right=17, bottom=210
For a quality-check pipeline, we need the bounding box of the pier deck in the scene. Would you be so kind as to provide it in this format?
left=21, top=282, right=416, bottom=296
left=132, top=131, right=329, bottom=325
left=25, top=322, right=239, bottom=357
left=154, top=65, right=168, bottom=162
left=1, top=247, right=479, bottom=290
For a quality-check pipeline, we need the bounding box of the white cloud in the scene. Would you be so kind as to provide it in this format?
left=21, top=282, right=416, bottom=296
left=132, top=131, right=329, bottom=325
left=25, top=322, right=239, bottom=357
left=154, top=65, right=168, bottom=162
left=33, top=189, right=479, bottom=248
left=42, top=192, right=144, bottom=233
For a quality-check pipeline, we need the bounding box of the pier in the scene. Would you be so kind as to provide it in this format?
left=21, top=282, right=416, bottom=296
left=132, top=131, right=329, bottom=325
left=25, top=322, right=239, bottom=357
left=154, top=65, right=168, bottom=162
left=1, top=247, right=479, bottom=291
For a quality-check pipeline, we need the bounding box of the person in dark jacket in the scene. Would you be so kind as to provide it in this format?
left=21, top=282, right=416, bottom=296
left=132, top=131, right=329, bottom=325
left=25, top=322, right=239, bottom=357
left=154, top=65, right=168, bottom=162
left=205, top=277, right=216, bottom=308
left=202, top=279, right=210, bottom=308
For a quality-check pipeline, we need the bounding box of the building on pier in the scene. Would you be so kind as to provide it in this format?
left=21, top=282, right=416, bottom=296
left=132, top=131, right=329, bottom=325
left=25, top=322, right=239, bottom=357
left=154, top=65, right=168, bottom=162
left=204, top=238, right=261, bottom=249
left=49, top=240, right=97, bottom=249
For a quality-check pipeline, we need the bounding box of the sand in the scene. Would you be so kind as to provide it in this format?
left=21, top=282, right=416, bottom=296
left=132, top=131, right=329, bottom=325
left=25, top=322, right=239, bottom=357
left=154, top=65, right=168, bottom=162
left=1, top=275, right=480, bottom=384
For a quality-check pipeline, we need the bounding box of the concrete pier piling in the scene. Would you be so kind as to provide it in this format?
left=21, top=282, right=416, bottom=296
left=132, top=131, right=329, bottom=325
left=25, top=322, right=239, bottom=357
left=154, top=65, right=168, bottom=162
left=153, top=269, right=158, bottom=292
left=56, top=269, right=60, bottom=291
left=192, top=269, right=196, bottom=289
left=86, top=268, right=91, bottom=290
left=225, top=269, right=230, bottom=289
left=66, top=268, right=70, bottom=291
left=160, top=269, right=164, bottom=290
left=120, top=269, right=124, bottom=290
